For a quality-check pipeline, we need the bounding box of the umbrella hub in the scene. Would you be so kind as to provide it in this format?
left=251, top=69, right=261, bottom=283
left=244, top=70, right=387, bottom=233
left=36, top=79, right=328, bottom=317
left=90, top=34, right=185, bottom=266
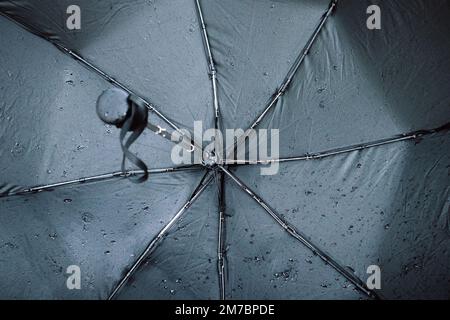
left=202, top=151, right=218, bottom=168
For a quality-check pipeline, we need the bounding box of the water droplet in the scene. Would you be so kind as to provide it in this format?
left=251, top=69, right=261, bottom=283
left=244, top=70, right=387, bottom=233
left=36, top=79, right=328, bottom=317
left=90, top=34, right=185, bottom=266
left=104, top=250, right=111, bottom=255
left=63, top=198, right=72, bottom=203
left=49, top=233, right=58, bottom=240
left=384, top=224, right=390, bottom=230
left=10, top=142, right=24, bottom=156
left=82, top=212, right=93, bottom=223
left=319, top=101, right=326, bottom=109
left=170, top=289, right=175, bottom=295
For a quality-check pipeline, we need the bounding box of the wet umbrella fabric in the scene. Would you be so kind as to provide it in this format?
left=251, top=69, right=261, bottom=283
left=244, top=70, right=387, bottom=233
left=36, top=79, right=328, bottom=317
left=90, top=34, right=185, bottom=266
left=0, top=0, right=449, bottom=299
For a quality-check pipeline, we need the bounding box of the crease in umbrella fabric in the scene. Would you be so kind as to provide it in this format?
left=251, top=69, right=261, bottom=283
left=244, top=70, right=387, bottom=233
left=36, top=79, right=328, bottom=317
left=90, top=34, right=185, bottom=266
left=0, top=0, right=449, bottom=300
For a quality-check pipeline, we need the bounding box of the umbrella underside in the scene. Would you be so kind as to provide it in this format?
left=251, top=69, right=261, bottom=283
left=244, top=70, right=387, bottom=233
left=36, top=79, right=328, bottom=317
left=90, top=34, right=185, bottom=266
left=0, top=0, right=449, bottom=299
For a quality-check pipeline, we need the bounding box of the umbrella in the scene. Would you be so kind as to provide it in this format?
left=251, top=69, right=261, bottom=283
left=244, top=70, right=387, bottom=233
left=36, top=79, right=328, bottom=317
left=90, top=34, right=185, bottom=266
left=0, top=0, right=449, bottom=300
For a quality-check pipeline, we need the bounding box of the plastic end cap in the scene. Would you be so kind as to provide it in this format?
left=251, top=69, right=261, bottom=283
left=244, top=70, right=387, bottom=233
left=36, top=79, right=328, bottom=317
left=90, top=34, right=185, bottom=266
left=96, top=88, right=130, bottom=126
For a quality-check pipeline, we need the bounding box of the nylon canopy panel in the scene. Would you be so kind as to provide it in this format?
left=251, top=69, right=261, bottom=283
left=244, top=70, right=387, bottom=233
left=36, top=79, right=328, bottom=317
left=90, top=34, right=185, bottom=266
left=0, top=16, right=177, bottom=191
left=258, top=0, right=450, bottom=156
left=118, top=184, right=220, bottom=300
left=224, top=180, right=362, bottom=300
left=200, top=0, right=330, bottom=130
left=0, top=0, right=449, bottom=300
left=3, top=0, right=214, bottom=129
left=0, top=16, right=109, bottom=187
left=0, top=170, right=205, bottom=299
left=232, top=133, right=450, bottom=299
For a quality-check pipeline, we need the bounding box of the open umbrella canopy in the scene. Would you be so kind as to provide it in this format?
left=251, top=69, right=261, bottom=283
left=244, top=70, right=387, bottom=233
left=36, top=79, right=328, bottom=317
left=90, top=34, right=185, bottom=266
left=0, top=0, right=449, bottom=300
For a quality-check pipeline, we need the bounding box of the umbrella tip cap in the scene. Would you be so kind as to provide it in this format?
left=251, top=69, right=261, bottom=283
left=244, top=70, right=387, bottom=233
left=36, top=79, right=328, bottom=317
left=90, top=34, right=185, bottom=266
left=96, top=88, right=130, bottom=126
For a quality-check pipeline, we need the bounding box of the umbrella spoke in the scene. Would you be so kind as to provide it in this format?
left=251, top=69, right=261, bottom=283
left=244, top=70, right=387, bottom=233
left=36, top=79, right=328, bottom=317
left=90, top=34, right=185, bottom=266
left=229, top=0, right=338, bottom=158
left=224, top=122, right=450, bottom=166
left=195, top=0, right=223, bottom=164
left=0, top=165, right=202, bottom=198
left=108, top=170, right=214, bottom=300
left=213, top=169, right=227, bottom=299
left=195, top=0, right=220, bottom=131
left=218, top=165, right=380, bottom=300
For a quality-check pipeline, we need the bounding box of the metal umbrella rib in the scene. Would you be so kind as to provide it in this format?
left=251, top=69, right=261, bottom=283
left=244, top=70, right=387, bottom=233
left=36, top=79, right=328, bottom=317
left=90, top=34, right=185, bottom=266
left=223, top=122, right=450, bottom=166
left=228, top=0, right=338, bottom=158
left=248, top=0, right=338, bottom=130
left=217, top=171, right=227, bottom=300
left=0, top=165, right=203, bottom=198
left=195, top=0, right=223, bottom=165
left=212, top=169, right=227, bottom=300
